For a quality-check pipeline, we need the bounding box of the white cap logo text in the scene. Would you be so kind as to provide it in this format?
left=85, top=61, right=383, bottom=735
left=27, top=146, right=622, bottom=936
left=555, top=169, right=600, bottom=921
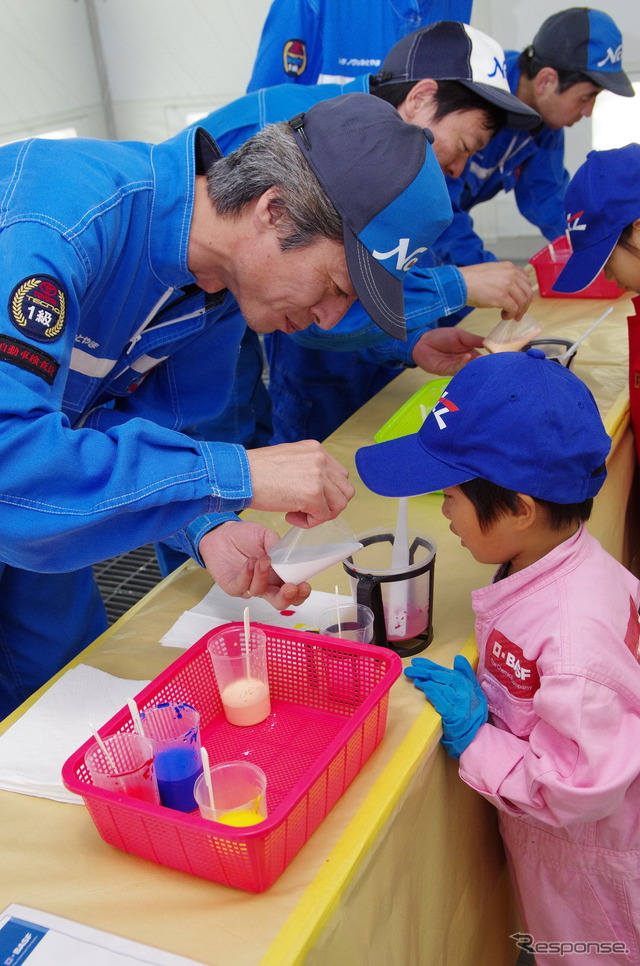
left=373, top=238, right=428, bottom=272
left=597, top=45, right=622, bottom=67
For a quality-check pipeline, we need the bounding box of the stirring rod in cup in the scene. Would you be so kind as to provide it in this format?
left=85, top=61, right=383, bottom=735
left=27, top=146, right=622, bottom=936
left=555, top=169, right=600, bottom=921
left=243, top=605, right=251, bottom=678
left=127, top=697, right=143, bottom=735
left=89, top=723, right=117, bottom=772
left=564, top=306, right=613, bottom=357
left=388, top=497, right=409, bottom=638
left=335, top=584, right=342, bottom=637
left=201, top=746, right=215, bottom=813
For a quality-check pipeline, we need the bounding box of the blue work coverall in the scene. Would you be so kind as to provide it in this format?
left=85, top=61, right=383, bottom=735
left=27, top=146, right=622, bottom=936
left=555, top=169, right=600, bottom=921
left=247, top=0, right=473, bottom=88
left=0, top=128, right=254, bottom=715
left=433, top=50, right=568, bottom=267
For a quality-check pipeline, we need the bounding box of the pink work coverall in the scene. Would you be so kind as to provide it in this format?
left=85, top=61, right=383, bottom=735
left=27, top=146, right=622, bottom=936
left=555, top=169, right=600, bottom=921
left=459, top=525, right=640, bottom=965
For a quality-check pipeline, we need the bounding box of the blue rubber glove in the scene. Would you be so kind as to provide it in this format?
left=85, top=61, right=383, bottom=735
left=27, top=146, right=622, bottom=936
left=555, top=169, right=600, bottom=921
left=404, top=655, right=488, bottom=759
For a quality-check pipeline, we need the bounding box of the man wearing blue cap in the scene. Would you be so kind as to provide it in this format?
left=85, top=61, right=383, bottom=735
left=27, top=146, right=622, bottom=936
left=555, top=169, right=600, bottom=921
left=0, top=92, right=453, bottom=716
left=356, top=350, right=640, bottom=959
left=433, top=7, right=635, bottom=268
left=182, top=21, right=538, bottom=469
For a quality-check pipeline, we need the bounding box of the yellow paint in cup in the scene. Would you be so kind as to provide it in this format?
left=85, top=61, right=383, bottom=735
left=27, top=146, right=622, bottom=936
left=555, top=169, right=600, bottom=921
left=217, top=809, right=264, bottom=827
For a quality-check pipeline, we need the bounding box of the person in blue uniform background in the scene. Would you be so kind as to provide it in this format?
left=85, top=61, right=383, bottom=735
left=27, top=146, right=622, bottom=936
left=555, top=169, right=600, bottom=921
left=247, top=0, right=473, bottom=90
left=433, top=7, right=634, bottom=269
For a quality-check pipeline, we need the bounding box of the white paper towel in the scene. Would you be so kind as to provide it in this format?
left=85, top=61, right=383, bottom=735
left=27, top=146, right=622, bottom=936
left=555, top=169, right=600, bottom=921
left=0, top=665, right=150, bottom=804
left=160, top=584, right=353, bottom=649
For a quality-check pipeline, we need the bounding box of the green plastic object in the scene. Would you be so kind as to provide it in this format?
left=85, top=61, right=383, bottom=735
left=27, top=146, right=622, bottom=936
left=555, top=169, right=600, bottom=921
left=374, top=377, right=451, bottom=443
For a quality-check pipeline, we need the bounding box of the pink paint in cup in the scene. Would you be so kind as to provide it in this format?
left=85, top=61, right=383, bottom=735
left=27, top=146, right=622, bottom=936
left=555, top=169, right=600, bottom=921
left=207, top=628, right=271, bottom=727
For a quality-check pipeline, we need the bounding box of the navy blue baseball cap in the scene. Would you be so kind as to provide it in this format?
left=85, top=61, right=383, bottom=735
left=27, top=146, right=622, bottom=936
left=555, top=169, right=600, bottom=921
left=378, top=21, right=540, bottom=130
left=554, top=144, right=640, bottom=293
left=356, top=350, right=610, bottom=502
left=529, top=7, right=633, bottom=97
left=289, top=93, right=453, bottom=341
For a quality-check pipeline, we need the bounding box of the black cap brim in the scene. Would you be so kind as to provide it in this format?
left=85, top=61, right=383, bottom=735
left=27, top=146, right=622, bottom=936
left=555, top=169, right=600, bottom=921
left=343, top=228, right=407, bottom=341
left=459, top=80, right=541, bottom=130
left=583, top=69, right=635, bottom=97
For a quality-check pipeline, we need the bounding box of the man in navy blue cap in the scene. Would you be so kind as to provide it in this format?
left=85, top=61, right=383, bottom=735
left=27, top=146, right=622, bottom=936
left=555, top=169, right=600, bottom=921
left=0, top=92, right=454, bottom=716
left=182, top=21, right=538, bottom=466
left=433, top=7, right=634, bottom=268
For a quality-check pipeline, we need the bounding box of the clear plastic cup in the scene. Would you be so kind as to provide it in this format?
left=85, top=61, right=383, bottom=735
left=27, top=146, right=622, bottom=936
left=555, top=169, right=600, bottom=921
left=207, top=628, right=271, bottom=727
left=317, top=602, right=375, bottom=643
left=139, top=702, right=203, bottom=812
left=194, top=760, right=267, bottom=826
left=84, top=732, right=160, bottom=804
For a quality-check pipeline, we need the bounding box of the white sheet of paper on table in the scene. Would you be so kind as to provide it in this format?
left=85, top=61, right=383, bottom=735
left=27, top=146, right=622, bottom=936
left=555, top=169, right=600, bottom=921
left=159, top=585, right=354, bottom=649
left=0, top=666, right=150, bottom=804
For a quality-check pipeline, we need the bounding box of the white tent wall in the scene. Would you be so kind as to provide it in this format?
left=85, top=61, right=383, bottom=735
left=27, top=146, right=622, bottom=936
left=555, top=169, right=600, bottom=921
left=0, top=0, right=637, bottom=253
left=0, top=1, right=108, bottom=142
left=0, top=0, right=271, bottom=144
left=92, top=0, right=272, bottom=143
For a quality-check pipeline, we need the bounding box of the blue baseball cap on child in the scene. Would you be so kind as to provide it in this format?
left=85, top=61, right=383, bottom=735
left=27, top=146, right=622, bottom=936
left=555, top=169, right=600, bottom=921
left=355, top=350, right=610, bottom=502
left=529, top=7, right=634, bottom=97
left=289, top=93, right=452, bottom=341
left=553, top=144, right=640, bottom=293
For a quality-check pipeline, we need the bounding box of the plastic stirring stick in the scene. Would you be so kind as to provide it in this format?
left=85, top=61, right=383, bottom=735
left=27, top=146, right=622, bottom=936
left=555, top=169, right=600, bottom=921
left=200, top=746, right=215, bottom=814
left=89, top=723, right=117, bottom=772
left=392, top=497, right=409, bottom=568
left=388, top=497, right=409, bottom=638
left=335, top=584, right=342, bottom=637
left=562, top=306, right=613, bottom=359
left=243, top=605, right=251, bottom=678
left=127, top=697, right=143, bottom=735
left=548, top=243, right=556, bottom=262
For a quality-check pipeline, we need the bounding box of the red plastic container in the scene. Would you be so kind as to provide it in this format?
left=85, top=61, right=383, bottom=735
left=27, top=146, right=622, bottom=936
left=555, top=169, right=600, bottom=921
left=529, top=235, right=625, bottom=299
left=62, top=623, right=401, bottom=893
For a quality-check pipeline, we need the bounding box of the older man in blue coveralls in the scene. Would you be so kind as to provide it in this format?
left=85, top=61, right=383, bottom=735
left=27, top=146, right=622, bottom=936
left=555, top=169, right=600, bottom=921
left=0, top=94, right=454, bottom=717
left=175, top=21, right=538, bottom=484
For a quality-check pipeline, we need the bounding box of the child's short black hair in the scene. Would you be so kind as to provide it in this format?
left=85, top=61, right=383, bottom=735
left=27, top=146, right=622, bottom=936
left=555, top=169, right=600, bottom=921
left=459, top=478, right=593, bottom=533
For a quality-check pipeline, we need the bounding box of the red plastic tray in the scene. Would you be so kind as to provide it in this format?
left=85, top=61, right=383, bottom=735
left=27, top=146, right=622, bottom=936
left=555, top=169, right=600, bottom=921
left=529, top=234, right=624, bottom=299
left=62, top=623, right=401, bottom=893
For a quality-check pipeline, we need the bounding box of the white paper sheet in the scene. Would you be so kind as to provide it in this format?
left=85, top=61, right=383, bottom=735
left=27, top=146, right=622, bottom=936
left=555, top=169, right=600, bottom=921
left=159, top=584, right=353, bottom=649
left=0, top=666, right=150, bottom=804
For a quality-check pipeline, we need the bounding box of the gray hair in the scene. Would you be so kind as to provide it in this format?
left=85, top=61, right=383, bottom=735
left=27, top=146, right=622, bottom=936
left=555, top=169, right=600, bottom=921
left=206, top=121, right=343, bottom=250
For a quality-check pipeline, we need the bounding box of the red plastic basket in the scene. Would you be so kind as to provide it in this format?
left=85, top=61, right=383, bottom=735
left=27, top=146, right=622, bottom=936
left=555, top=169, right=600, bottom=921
left=529, top=234, right=624, bottom=299
left=62, top=623, right=401, bottom=893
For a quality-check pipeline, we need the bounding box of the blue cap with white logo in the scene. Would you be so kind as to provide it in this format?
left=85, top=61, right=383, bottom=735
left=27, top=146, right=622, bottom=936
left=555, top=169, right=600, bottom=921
left=355, top=350, right=610, bottom=502
left=377, top=21, right=540, bottom=130
left=529, top=7, right=633, bottom=97
left=553, top=143, right=640, bottom=293
left=289, top=93, right=452, bottom=341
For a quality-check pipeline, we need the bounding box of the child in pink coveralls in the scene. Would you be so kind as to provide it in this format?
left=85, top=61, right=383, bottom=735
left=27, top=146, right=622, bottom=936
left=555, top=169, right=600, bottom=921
left=356, top=349, right=640, bottom=965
